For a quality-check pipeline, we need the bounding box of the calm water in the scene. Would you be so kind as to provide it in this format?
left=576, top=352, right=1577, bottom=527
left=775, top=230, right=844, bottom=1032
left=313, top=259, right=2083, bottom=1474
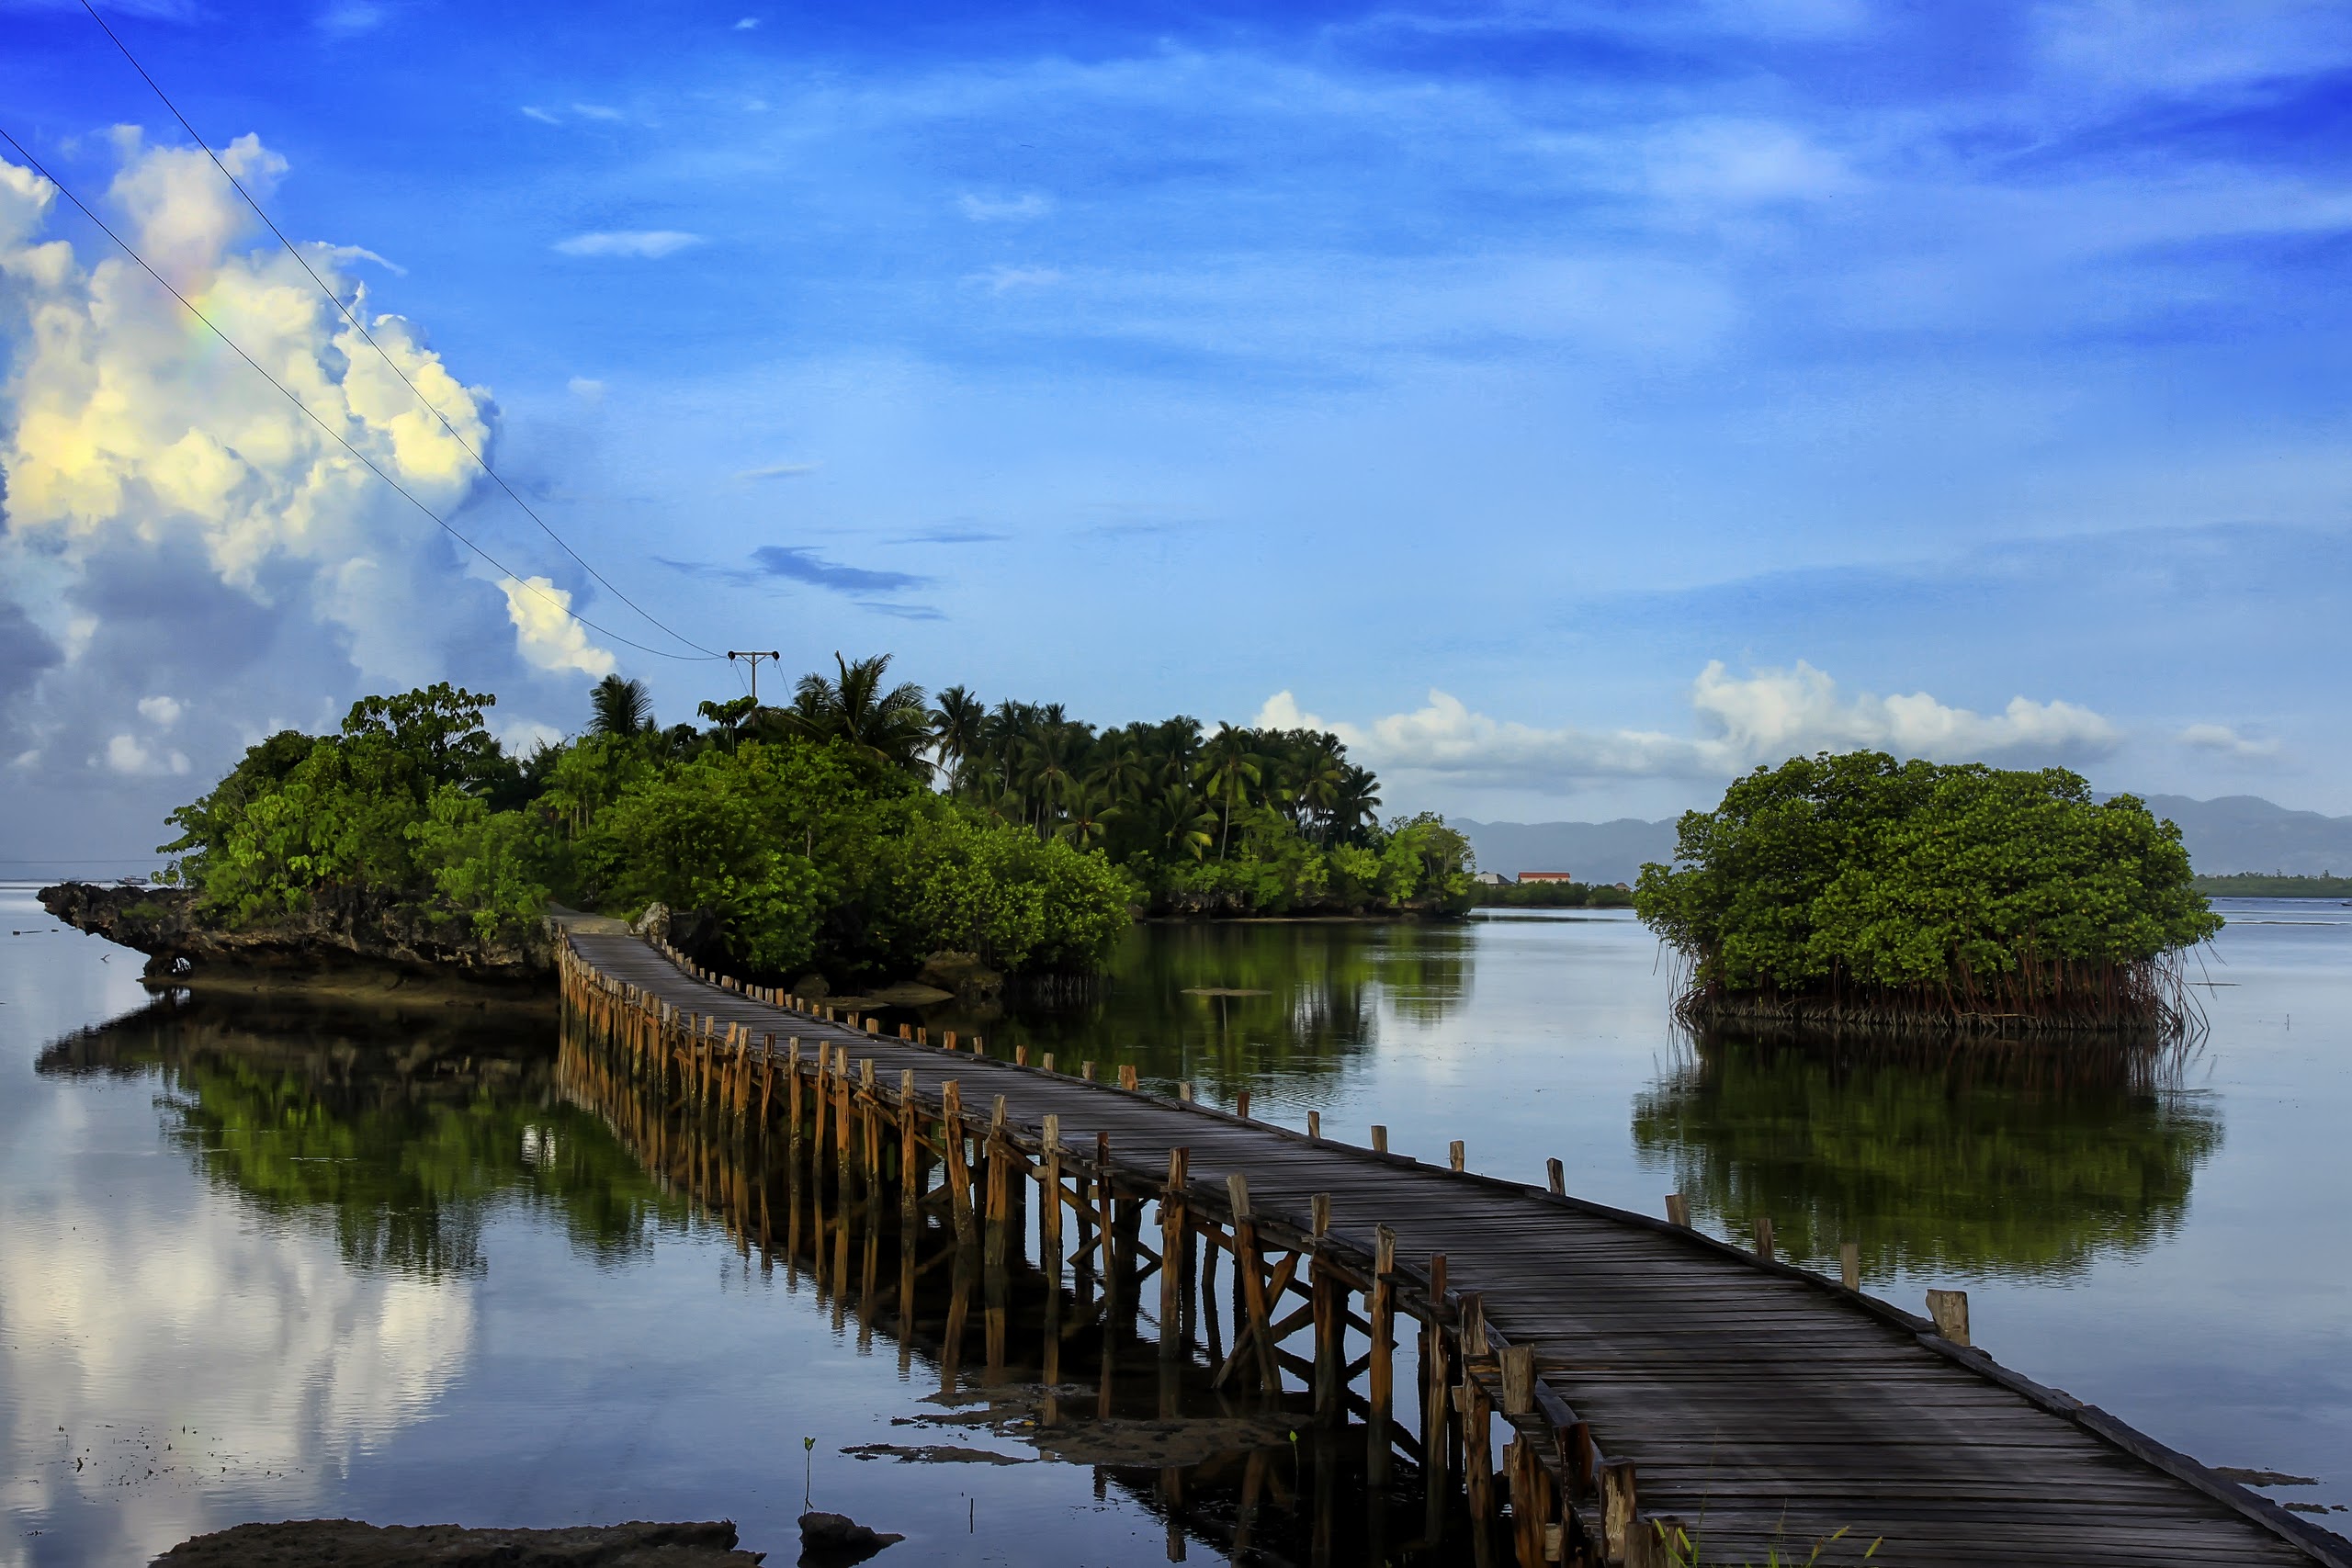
left=3, top=891, right=2348, bottom=1564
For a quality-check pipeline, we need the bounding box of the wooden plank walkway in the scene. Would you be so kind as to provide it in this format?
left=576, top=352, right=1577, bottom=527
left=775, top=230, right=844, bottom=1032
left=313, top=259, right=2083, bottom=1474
left=560, top=922, right=2346, bottom=1568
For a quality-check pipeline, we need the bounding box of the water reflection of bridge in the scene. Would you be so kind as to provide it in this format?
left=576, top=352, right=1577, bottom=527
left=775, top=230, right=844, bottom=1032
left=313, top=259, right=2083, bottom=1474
left=561, top=923, right=2349, bottom=1568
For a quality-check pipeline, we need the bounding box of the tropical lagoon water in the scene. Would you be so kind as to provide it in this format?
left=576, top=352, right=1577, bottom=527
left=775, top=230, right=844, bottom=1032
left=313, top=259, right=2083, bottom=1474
left=2, top=888, right=2346, bottom=1564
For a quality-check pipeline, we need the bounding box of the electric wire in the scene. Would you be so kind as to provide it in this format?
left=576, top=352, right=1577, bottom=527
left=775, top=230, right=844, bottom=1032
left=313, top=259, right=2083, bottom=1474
left=0, top=125, right=715, bottom=662
left=75, top=0, right=725, bottom=662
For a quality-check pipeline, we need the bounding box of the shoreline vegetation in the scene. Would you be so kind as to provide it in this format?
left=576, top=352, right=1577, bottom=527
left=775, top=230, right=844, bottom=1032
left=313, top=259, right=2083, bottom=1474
left=2192, top=872, right=2352, bottom=899
left=1634, top=752, right=2222, bottom=1037
left=51, top=657, right=1474, bottom=994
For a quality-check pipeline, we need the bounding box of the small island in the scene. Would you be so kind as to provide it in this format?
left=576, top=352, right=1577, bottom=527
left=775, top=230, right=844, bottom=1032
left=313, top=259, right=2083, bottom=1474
left=1634, top=750, right=2221, bottom=1036
left=45, top=658, right=1476, bottom=997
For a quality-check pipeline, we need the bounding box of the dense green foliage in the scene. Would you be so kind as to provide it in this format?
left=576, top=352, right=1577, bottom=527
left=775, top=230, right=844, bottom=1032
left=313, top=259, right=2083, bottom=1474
left=1634, top=752, right=2221, bottom=1023
left=1472, top=879, right=1634, bottom=908
left=2191, top=872, right=2352, bottom=898
left=158, top=655, right=1471, bottom=985
left=930, top=692, right=1471, bottom=915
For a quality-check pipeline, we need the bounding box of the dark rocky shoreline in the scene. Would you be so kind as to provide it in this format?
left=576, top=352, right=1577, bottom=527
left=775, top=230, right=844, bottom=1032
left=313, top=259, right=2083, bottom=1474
left=40, top=882, right=553, bottom=994
left=152, top=1518, right=763, bottom=1566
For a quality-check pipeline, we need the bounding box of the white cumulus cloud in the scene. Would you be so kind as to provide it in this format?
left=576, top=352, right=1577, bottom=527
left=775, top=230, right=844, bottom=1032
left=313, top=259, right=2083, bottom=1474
left=1259, top=660, right=2120, bottom=787
left=499, top=575, right=615, bottom=677
left=0, top=131, right=625, bottom=842
left=552, top=229, right=703, bottom=258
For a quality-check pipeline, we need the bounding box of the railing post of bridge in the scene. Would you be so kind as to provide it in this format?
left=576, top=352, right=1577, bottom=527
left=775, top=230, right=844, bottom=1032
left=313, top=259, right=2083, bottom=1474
left=1227, top=1173, right=1280, bottom=1393
left=1040, top=1115, right=1064, bottom=1285
left=1159, top=1148, right=1189, bottom=1360
left=1369, top=1224, right=1396, bottom=1487
left=898, top=1070, right=918, bottom=1217
left=1423, top=1253, right=1452, bottom=1549
left=1310, top=1194, right=1340, bottom=1423
left=1600, top=1459, right=1637, bottom=1564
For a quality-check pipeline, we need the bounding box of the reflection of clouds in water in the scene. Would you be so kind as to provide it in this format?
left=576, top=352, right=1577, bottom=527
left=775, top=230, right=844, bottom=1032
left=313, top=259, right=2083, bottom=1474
left=0, top=1173, right=470, bottom=1565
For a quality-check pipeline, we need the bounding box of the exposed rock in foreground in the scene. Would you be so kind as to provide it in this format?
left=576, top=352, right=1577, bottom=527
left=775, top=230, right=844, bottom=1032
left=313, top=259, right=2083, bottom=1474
left=41, top=882, right=552, bottom=990
left=152, top=1518, right=763, bottom=1565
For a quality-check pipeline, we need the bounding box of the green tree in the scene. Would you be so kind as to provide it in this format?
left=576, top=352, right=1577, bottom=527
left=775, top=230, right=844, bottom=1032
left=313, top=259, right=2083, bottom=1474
left=779, top=652, right=933, bottom=776
left=1635, top=752, right=2221, bottom=1027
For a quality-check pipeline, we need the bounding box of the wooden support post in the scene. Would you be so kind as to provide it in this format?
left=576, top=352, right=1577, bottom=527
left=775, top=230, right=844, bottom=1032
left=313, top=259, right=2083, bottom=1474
left=1600, top=1460, right=1637, bottom=1564
left=1461, top=1291, right=1488, bottom=1360
left=860, top=1058, right=878, bottom=1179
left=1096, top=1132, right=1115, bottom=1280
left=1159, top=1148, right=1189, bottom=1359
left=1119, top=1063, right=1139, bottom=1090
left=1310, top=1192, right=1329, bottom=1238
left=1450, top=1139, right=1466, bottom=1173
left=1463, top=1374, right=1498, bottom=1568
left=1040, top=1052, right=1055, bottom=1073
left=1014, top=1045, right=1028, bottom=1067
left=1546, top=1157, right=1565, bottom=1196
left=787, top=1040, right=804, bottom=1145
left=1040, top=1113, right=1064, bottom=1280
left=812, top=1043, right=831, bottom=1167
left=944, top=1031, right=957, bottom=1051
left=942, top=1080, right=976, bottom=1247
left=1754, top=1214, right=1775, bottom=1263
left=1927, top=1288, right=1971, bottom=1347
left=985, top=1105, right=1011, bottom=1271
left=899, top=1069, right=918, bottom=1211
left=1306, top=1110, right=1320, bottom=1139
left=1227, top=1173, right=1280, bottom=1392
left=1841, top=1241, right=1861, bottom=1291
left=1237, top=1089, right=1251, bottom=1120
left=1372, top=1124, right=1388, bottom=1154
left=1664, top=1193, right=1690, bottom=1227
left=1423, top=1256, right=1451, bottom=1549
left=1368, top=1224, right=1396, bottom=1486
left=1312, top=1254, right=1341, bottom=1421
left=1499, top=1345, right=1535, bottom=1415
left=1508, top=1438, right=1552, bottom=1568
left=1177, top=1080, right=1193, bottom=1102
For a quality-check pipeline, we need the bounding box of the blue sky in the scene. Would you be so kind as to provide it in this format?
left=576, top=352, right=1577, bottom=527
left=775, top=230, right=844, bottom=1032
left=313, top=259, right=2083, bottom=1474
left=3, top=0, right=2350, bottom=865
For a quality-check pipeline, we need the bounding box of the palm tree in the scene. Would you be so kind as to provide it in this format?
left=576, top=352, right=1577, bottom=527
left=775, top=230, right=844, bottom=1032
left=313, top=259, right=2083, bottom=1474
left=1146, top=783, right=1216, bottom=862
left=1019, top=725, right=1086, bottom=838
left=781, top=652, right=933, bottom=776
left=1329, top=764, right=1382, bottom=845
left=588, top=674, right=654, bottom=737
left=1090, top=745, right=1148, bottom=812
left=1193, top=722, right=1263, bottom=861
left=1297, top=737, right=1349, bottom=844
left=1057, top=784, right=1119, bottom=851
left=930, top=684, right=985, bottom=790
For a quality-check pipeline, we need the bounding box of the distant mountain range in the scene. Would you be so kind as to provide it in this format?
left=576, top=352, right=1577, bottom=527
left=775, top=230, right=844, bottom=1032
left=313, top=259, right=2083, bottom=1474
left=1454, top=794, right=2352, bottom=885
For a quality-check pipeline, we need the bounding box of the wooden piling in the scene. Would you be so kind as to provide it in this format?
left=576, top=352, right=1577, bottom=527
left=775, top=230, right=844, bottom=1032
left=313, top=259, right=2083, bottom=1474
left=1159, top=1147, right=1189, bottom=1359
left=1040, top=1113, right=1064, bottom=1280
left=1928, top=1288, right=1971, bottom=1347
left=1451, top=1139, right=1466, bottom=1173
left=1372, top=1124, right=1388, bottom=1154
left=1369, top=1224, right=1396, bottom=1486
left=1754, top=1215, right=1775, bottom=1263
left=1227, top=1173, right=1280, bottom=1392
left=1664, top=1193, right=1690, bottom=1227
left=1841, top=1241, right=1861, bottom=1292
left=1546, top=1157, right=1565, bottom=1196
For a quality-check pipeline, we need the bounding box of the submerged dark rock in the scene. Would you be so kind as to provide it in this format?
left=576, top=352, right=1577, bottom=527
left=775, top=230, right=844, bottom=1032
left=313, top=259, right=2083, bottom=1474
left=40, top=882, right=551, bottom=989
left=152, top=1517, right=763, bottom=1565
left=795, top=1511, right=902, bottom=1566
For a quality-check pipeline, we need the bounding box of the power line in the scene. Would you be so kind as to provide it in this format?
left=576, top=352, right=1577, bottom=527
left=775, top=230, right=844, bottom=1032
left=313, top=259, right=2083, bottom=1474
left=0, top=125, right=718, bottom=663
left=75, top=0, right=725, bottom=663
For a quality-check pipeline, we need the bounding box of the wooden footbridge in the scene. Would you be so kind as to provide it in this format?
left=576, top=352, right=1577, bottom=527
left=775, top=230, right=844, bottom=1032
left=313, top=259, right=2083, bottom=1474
left=556, top=921, right=2346, bottom=1568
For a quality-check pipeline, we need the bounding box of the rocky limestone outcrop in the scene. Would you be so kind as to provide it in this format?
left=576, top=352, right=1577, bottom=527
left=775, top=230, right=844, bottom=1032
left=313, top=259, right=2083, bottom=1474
left=40, top=882, right=552, bottom=986
left=152, top=1518, right=763, bottom=1566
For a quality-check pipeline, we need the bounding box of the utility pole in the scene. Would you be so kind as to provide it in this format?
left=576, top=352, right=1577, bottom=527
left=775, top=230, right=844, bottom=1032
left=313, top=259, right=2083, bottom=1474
left=728, top=650, right=782, bottom=705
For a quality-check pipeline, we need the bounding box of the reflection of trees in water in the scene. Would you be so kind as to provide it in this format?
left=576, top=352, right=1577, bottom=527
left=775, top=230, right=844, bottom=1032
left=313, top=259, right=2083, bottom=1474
left=36, top=996, right=685, bottom=1278
left=1629, top=1031, right=2223, bottom=1282
left=923, top=922, right=1473, bottom=1095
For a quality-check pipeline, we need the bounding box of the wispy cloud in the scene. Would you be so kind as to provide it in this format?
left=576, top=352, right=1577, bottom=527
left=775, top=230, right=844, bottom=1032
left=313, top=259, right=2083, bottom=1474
left=968, top=265, right=1063, bottom=293
left=553, top=230, right=703, bottom=258
left=734, top=15, right=760, bottom=28
left=734, top=460, right=820, bottom=479
left=2179, top=723, right=2281, bottom=761
left=318, top=1, right=388, bottom=37
left=750, top=546, right=927, bottom=594
left=571, top=103, right=627, bottom=122
left=956, top=191, right=1053, bottom=222
left=519, top=106, right=560, bottom=125
left=859, top=601, right=947, bottom=620
left=892, top=525, right=1006, bottom=545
